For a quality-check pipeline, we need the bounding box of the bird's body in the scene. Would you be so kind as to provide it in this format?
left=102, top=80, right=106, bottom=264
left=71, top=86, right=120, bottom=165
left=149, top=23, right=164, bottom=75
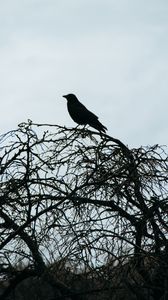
left=63, top=94, right=107, bottom=133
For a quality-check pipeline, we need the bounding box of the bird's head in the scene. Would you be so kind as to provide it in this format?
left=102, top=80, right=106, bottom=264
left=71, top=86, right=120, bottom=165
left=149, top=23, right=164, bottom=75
left=62, top=94, right=78, bottom=102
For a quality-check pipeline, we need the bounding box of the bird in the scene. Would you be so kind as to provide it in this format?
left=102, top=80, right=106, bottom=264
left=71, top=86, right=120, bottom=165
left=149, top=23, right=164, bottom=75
left=63, top=94, right=107, bottom=133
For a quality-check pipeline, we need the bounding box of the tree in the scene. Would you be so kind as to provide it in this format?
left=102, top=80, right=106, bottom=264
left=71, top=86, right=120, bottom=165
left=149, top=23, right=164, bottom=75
left=0, top=121, right=167, bottom=300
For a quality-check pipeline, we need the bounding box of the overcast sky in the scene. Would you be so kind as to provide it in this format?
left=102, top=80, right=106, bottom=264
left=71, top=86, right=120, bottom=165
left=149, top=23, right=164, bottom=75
left=0, top=0, right=168, bottom=147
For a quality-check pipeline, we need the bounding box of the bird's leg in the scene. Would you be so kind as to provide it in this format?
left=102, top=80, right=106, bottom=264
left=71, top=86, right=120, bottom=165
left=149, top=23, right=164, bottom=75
left=79, top=125, right=88, bottom=138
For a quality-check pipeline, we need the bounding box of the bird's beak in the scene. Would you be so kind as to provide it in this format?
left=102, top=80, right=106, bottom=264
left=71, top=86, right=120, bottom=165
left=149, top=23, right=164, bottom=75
left=62, top=95, right=67, bottom=99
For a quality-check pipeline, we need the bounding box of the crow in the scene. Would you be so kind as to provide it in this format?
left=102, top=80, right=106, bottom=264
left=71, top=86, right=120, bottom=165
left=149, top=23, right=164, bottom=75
left=63, top=94, right=107, bottom=133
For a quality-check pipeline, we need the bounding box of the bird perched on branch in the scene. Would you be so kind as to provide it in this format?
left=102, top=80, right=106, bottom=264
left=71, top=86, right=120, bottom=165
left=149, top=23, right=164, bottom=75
left=63, top=94, right=107, bottom=133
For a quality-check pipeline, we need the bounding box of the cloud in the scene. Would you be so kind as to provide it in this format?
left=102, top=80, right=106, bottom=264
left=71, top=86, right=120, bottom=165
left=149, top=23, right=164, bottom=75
left=0, top=0, right=167, bottom=146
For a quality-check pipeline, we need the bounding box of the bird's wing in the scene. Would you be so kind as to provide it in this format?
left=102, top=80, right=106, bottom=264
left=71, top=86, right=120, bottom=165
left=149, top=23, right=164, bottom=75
left=77, top=102, right=99, bottom=120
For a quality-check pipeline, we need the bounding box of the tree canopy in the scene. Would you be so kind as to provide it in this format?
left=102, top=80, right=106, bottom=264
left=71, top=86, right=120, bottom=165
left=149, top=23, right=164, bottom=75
left=0, top=121, right=168, bottom=300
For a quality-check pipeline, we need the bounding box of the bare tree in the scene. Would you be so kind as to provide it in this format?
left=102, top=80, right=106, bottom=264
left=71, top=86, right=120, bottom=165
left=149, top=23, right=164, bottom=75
left=0, top=121, right=167, bottom=299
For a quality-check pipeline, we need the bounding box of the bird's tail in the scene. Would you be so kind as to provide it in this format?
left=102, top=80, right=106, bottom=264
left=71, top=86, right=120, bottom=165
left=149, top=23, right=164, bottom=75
left=90, top=120, right=107, bottom=132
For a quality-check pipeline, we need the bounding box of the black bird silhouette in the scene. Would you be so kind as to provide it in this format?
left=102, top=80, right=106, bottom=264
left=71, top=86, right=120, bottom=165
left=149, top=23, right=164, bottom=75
left=63, top=94, right=107, bottom=133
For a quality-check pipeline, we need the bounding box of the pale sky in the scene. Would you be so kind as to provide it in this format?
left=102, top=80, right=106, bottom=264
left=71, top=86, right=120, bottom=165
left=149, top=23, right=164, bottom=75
left=0, top=0, right=168, bottom=147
